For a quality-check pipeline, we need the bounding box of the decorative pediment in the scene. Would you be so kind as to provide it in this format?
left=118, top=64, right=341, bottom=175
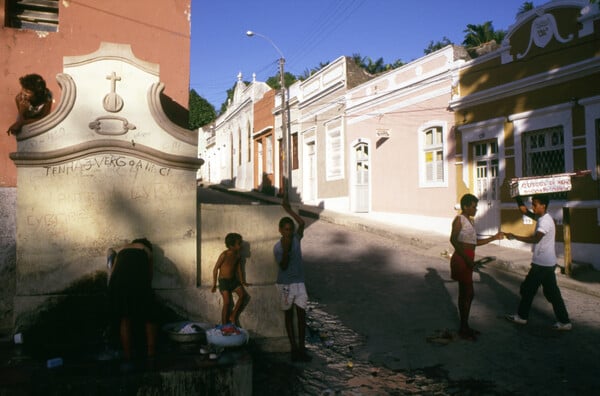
left=500, top=0, right=598, bottom=64
left=16, top=42, right=198, bottom=159
left=516, top=10, right=573, bottom=60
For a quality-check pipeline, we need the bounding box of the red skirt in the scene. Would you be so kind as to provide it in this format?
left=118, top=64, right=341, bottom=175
left=450, top=248, right=475, bottom=283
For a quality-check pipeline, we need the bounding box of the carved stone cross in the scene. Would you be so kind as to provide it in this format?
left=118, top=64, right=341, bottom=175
left=103, top=71, right=124, bottom=112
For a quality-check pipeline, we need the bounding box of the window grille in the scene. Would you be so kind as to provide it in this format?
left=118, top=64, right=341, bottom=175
left=5, top=0, right=59, bottom=32
left=523, top=125, right=566, bottom=199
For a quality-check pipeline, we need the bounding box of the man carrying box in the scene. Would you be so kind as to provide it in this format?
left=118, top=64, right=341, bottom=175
left=505, top=194, right=572, bottom=331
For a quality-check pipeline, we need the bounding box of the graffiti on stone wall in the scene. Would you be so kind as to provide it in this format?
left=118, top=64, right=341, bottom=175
left=22, top=153, right=191, bottom=241
left=43, top=155, right=171, bottom=177
left=26, top=210, right=93, bottom=235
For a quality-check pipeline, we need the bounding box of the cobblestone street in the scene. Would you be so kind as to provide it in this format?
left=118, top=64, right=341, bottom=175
left=205, top=185, right=600, bottom=395
left=253, top=216, right=600, bottom=395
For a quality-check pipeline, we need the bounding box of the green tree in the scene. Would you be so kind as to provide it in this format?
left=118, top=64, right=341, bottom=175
left=462, top=21, right=503, bottom=47
left=351, top=53, right=403, bottom=74
left=299, top=61, right=330, bottom=81
left=218, top=80, right=251, bottom=114
left=365, top=57, right=386, bottom=74
left=265, top=71, right=297, bottom=90
left=517, top=2, right=535, bottom=15
left=462, top=21, right=506, bottom=57
left=219, top=84, right=236, bottom=115
left=188, top=89, right=216, bottom=129
left=387, top=59, right=405, bottom=70
left=424, top=36, right=453, bottom=55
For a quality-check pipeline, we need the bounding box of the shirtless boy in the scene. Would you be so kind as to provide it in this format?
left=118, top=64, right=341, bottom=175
left=212, top=233, right=248, bottom=324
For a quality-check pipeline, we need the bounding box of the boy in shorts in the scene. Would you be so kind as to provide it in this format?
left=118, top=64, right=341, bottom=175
left=273, top=197, right=311, bottom=362
left=212, top=233, right=248, bottom=325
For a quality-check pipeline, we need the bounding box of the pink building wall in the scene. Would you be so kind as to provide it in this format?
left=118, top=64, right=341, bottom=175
left=1, top=0, right=191, bottom=187
left=345, top=46, right=466, bottom=224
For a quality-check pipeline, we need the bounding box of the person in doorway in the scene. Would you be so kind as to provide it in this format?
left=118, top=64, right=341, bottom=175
left=450, top=193, right=504, bottom=340
left=212, top=232, right=249, bottom=325
left=505, top=194, right=572, bottom=330
left=7, top=73, right=53, bottom=135
left=107, top=238, right=158, bottom=364
left=273, top=193, right=312, bottom=362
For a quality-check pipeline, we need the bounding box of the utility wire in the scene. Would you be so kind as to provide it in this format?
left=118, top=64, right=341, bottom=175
left=286, top=0, right=367, bottom=74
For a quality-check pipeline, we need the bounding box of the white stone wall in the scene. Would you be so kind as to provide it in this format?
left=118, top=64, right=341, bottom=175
left=11, top=43, right=202, bottom=328
left=0, top=188, right=16, bottom=332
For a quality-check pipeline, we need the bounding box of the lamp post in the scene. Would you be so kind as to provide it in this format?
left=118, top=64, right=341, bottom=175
left=246, top=30, right=289, bottom=198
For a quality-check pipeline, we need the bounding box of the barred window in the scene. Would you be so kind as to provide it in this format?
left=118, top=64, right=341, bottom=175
left=523, top=125, right=566, bottom=198
left=422, top=126, right=445, bottom=185
left=5, top=0, right=59, bottom=32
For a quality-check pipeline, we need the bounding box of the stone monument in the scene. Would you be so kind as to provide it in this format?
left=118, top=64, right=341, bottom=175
left=10, top=43, right=202, bottom=340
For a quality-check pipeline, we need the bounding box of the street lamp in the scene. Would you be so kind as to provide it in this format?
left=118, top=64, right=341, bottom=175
left=246, top=30, right=290, bottom=198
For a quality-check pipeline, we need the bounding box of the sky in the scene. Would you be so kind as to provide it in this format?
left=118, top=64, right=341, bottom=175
left=190, top=0, right=533, bottom=109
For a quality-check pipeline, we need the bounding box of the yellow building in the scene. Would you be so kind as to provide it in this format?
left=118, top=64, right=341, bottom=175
left=449, top=0, right=600, bottom=269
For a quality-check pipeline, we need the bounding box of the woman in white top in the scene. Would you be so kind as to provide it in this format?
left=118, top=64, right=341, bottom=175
left=450, top=194, right=504, bottom=340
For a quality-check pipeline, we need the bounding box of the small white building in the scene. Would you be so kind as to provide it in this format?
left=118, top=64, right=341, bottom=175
left=202, top=73, right=271, bottom=190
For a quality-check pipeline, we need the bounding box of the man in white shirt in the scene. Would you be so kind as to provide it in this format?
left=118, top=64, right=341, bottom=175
left=505, top=194, right=571, bottom=330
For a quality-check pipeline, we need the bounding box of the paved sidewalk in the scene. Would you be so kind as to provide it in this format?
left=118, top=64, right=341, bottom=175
left=207, top=184, right=600, bottom=298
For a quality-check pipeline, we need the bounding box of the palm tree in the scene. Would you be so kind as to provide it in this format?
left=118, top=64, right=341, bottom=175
left=351, top=53, right=403, bottom=75
left=462, top=21, right=506, bottom=57
left=517, top=2, right=535, bottom=16
left=298, top=62, right=330, bottom=81
left=463, top=21, right=497, bottom=47
left=364, top=57, right=386, bottom=74
left=351, top=53, right=367, bottom=69
left=424, top=36, right=453, bottom=55
left=388, top=59, right=405, bottom=69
